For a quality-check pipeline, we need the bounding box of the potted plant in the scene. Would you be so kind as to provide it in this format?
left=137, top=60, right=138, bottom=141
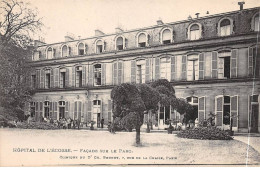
left=90, top=121, right=95, bottom=130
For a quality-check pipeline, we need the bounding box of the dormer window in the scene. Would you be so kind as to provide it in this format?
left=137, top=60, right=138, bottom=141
left=78, top=43, right=85, bottom=55
left=138, top=33, right=147, bottom=47
left=46, top=47, right=53, bottom=59
left=252, top=13, right=259, bottom=31
left=188, top=23, right=202, bottom=40
left=218, top=18, right=233, bottom=36
left=116, top=36, right=124, bottom=50
left=61, top=45, right=68, bottom=57
left=96, top=40, right=103, bottom=53
left=161, top=28, right=172, bottom=44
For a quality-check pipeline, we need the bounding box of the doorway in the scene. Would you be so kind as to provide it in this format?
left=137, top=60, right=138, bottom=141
left=59, top=107, right=65, bottom=119
left=250, top=104, right=259, bottom=133
left=158, top=106, right=170, bottom=129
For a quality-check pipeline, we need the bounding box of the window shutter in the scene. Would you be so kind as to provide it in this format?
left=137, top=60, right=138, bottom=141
left=155, top=58, right=160, bottom=80
left=88, top=65, right=93, bottom=87
left=35, top=102, right=39, bottom=121
left=65, top=101, right=69, bottom=119
left=78, top=101, right=82, bottom=121
left=72, top=67, right=75, bottom=87
left=113, top=62, right=118, bottom=85
left=118, top=61, right=123, bottom=85
left=199, top=53, right=205, bottom=80
left=87, top=100, right=92, bottom=122
left=101, top=63, right=106, bottom=85
left=108, top=100, right=112, bottom=122
left=36, top=70, right=40, bottom=89
left=49, top=101, right=53, bottom=119
left=231, top=49, right=238, bottom=78
left=50, top=69, right=54, bottom=88
left=198, top=97, right=205, bottom=122
left=171, top=56, right=176, bottom=81
left=82, top=65, right=86, bottom=86
left=74, top=101, right=78, bottom=120
left=53, top=102, right=57, bottom=120
left=215, top=96, right=223, bottom=127
left=248, top=47, right=253, bottom=77
left=145, top=58, right=150, bottom=83
left=212, top=51, right=218, bottom=78
left=39, top=102, right=43, bottom=120
left=54, top=68, right=59, bottom=87
left=131, top=61, right=136, bottom=83
left=40, top=70, right=44, bottom=88
left=231, top=96, right=238, bottom=127
left=84, top=102, right=87, bottom=123
left=65, top=68, right=69, bottom=87
left=181, top=55, right=187, bottom=80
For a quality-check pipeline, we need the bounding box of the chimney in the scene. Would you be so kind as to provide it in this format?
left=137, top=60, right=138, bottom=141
left=195, top=13, right=200, bottom=18
left=95, top=29, right=105, bottom=36
left=34, top=37, right=46, bottom=47
left=65, top=32, right=75, bottom=41
left=115, top=27, right=123, bottom=33
left=157, top=19, right=164, bottom=25
left=238, top=1, right=245, bottom=10
left=188, top=15, right=192, bottom=20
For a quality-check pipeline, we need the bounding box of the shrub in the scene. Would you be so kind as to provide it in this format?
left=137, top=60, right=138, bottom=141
left=16, top=122, right=59, bottom=130
left=177, top=126, right=233, bottom=140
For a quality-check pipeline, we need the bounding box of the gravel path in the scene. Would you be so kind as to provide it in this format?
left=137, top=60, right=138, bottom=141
left=0, top=128, right=259, bottom=166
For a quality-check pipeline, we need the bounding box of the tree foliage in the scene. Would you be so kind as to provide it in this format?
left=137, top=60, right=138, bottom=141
left=0, top=0, right=42, bottom=121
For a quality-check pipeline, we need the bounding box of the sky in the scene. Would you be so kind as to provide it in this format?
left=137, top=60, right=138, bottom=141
left=25, top=0, right=260, bottom=44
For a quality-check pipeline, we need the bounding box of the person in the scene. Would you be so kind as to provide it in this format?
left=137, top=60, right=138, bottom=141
left=97, top=115, right=100, bottom=128
left=77, top=119, right=80, bottom=130
left=195, top=118, right=199, bottom=127
left=101, top=117, right=104, bottom=128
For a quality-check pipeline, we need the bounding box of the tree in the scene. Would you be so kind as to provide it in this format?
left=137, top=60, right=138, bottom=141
left=0, top=0, right=42, bottom=121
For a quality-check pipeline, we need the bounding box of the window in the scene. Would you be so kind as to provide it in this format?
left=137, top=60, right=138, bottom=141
left=44, top=101, right=50, bottom=118
left=190, top=24, right=200, bottom=40
left=218, top=51, right=231, bottom=79
left=62, top=45, right=68, bottom=57
left=223, top=96, right=230, bottom=125
left=30, top=102, right=36, bottom=117
left=161, top=29, right=172, bottom=44
left=94, top=64, right=102, bottom=86
left=187, top=55, right=199, bottom=81
left=78, top=43, right=84, bottom=55
left=47, top=47, right=53, bottom=59
left=219, top=19, right=231, bottom=36
left=93, top=100, right=101, bottom=106
left=31, top=75, right=36, bottom=88
left=59, top=101, right=65, bottom=106
left=96, top=40, right=103, bottom=53
left=186, top=96, right=199, bottom=121
left=136, top=65, right=142, bottom=84
left=33, top=51, right=39, bottom=61
left=138, top=33, right=146, bottom=47
left=252, top=13, right=260, bottom=31
left=160, top=57, right=171, bottom=81
left=60, top=71, right=66, bottom=88
left=76, top=66, right=83, bottom=87
left=45, top=72, right=50, bottom=89
left=59, top=101, right=65, bottom=119
left=249, top=46, right=260, bottom=78
left=116, top=37, right=124, bottom=50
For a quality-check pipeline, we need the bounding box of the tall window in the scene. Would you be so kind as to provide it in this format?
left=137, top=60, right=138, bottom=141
left=116, top=37, right=124, bottom=50
left=60, top=71, right=66, bottom=88
left=94, top=64, right=101, bottom=86
left=45, top=70, right=51, bottom=89
left=190, top=24, right=200, bottom=40
left=161, top=29, right=171, bottom=44
left=138, top=33, right=146, bottom=47
left=223, top=96, right=230, bottom=125
left=187, top=55, right=199, bottom=81
left=220, top=19, right=231, bottom=36
left=218, top=51, right=231, bottom=79
left=44, top=101, right=50, bottom=118
left=47, top=47, right=53, bottom=59
left=76, top=66, right=83, bottom=87
left=31, top=75, right=36, bottom=88
left=186, top=96, right=198, bottom=121
left=59, top=101, right=65, bottom=119
left=136, top=65, right=142, bottom=84
left=96, top=40, right=103, bottom=53
left=62, top=45, right=68, bottom=57
left=30, top=102, right=36, bottom=117
left=78, top=43, right=84, bottom=55
left=160, top=57, right=171, bottom=81
left=33, top=51, right=40, bottom=61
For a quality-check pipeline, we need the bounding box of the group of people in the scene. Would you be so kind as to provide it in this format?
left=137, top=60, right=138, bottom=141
left=42, top=117, right=81, bottom=129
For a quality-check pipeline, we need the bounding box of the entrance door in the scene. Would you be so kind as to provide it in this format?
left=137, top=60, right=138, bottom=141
left=158, top=106, right=170, bottom=129
left=250, top=105, right=259, bottom=133
left=59, top=107, right=65, bottom=119
left=223, top=105, right=231, bottom=130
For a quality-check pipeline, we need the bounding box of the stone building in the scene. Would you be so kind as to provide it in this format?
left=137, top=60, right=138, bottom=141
left=28, top=6, right=260, bottom=132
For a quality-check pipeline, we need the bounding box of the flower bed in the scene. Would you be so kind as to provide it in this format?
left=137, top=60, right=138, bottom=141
left=177, top=126, right=233, bottom=140
left=16, top=122, right=59, bottom=130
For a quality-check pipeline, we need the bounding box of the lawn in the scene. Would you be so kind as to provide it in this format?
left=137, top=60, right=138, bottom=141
left=0, top=128, right=259, bottom=166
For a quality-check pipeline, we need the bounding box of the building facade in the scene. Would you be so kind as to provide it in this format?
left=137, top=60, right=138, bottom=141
left=28, top=7, right=260, bottom=132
